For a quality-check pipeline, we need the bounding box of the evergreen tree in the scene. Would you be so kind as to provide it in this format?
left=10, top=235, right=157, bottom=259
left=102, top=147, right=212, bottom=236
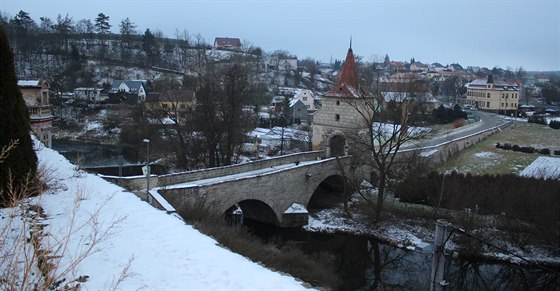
left=384, top=54, right=390, bottom=65
left=0, top=26, right=38, bottom=204
left=94, top=13, right=111, bottom=35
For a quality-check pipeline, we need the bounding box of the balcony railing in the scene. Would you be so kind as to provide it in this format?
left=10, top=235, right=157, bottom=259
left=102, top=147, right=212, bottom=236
left=28, top=105, right=53, bottom=119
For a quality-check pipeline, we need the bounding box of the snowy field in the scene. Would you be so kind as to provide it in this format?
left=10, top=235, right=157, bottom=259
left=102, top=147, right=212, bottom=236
left=520, top=156, right=560, bottom=180
left=0, top=139, right=313, bottom=290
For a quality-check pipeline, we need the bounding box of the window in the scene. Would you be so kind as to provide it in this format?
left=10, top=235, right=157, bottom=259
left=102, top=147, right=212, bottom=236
left=303, top=97, right=307, bottom=101
left=180, top=104, right=186, bottom=109
left=336, top=100, right=340, bottom=106
left=335, top=114, right=340, bottom=121
left=487, top=93, right=490, bottom=98
left=487, top=102, right=490, bottom=107
left=501, top=102, right=504, bottom=107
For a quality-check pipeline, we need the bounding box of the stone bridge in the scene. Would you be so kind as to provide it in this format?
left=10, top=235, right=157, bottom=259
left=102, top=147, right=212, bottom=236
left=101, top=122, right=509, bottom=227
left=158, top=156, right=360, bottom=227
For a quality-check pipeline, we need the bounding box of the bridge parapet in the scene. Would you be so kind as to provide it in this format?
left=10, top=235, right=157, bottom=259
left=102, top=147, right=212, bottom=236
left=101, top=151, right=324, bottom=191
left=158, top=151, right=324, bottom=187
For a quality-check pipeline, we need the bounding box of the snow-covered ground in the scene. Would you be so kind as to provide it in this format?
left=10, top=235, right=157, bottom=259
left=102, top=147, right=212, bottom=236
left=0, top=139, right=313, bottom=290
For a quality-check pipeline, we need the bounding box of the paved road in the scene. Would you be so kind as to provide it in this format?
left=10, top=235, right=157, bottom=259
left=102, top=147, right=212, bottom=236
left=404, top=111, right=510, bottom=150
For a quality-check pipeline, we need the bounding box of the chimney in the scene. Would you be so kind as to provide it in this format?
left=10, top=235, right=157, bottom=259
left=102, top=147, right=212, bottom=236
left=487, top=75, right=494, bottom=84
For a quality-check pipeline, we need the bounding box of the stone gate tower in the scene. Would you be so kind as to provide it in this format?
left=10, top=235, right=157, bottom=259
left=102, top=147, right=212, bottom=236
left=312, top=44, right=368, bottom=156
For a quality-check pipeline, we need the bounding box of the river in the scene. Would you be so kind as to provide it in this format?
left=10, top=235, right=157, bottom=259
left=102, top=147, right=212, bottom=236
left=245, top=219, right=559, bottom=290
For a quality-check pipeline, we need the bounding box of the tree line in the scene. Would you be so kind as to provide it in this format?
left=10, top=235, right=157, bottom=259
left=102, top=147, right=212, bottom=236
left=0, top=10, right=222, bottom=82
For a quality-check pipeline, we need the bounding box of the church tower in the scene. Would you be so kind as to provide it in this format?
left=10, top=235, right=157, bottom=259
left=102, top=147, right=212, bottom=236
left=312, top=43, right=369, bottom=156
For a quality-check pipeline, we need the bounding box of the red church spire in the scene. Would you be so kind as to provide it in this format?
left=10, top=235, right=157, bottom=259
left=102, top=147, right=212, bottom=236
left=338, top=45, right=359, bottom=90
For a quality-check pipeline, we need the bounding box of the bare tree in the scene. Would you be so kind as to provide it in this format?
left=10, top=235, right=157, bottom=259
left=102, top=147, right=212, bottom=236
left=345, top=73, right=432, bottom=221
left=146, top=77, right=196, bottom=169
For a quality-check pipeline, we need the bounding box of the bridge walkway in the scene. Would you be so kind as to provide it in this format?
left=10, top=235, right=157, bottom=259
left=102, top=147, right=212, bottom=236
left=162, top=160, right=321, bottom=190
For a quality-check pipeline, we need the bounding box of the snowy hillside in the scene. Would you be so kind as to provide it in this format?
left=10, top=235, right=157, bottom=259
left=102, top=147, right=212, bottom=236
left=0, top=139, right=312, bottom=290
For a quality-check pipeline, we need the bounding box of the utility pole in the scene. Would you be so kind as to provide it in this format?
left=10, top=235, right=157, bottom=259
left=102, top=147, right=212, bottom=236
left=431, top=219, right=450, bottom=291
left=143, top=139, right=151, bottom=204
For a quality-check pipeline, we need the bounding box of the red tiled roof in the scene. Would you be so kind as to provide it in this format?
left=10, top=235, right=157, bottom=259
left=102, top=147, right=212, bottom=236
left=339, top=47, right=359, bottom=89
left=325, top=47, right=360, bottom=98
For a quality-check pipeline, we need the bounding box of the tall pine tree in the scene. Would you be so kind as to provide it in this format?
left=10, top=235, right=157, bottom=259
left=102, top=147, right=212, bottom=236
left=0, top=26, right=38, bottom=204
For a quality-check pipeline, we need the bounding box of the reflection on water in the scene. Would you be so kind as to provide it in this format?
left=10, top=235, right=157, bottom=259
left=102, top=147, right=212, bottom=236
left=244, top=219, right=559, bottom=290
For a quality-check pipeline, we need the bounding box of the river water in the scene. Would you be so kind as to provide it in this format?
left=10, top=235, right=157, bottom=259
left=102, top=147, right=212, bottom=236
left=246, top=219, right=559, bottom=290
left=52, top=139, right=140, bottom=168
left=52, top=140, right=559, bottom=290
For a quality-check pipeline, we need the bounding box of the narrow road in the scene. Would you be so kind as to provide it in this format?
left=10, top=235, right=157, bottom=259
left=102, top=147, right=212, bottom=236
left=405, top=111, right=509, bottom=150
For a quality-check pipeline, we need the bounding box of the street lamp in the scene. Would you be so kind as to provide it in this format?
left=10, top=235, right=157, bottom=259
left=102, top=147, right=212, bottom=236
left=143, top=139, right=151, bottom=204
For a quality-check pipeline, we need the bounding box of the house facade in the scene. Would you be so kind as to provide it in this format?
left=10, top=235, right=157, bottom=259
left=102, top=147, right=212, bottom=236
left=289, top=99, right=309, bottom=124
left=293, top=89, right=317, bottom=111
left=108, top=80, right=146, bottom=104
left=466, top=75, right=519, bottom=112
left=214, top=37, right=241, bottom=50
left=18, top=79, right=53, bottom=147
left=410, top=62, right=429, bottom=72
left=266, top=56, right=298, bottom=71
left=74, top=87, right=102, bottom=102
left=146, top=90, right=196, bottom=124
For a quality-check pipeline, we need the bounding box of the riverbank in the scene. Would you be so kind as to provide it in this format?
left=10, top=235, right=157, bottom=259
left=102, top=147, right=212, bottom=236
left=304, top=192, right=560, bottom=267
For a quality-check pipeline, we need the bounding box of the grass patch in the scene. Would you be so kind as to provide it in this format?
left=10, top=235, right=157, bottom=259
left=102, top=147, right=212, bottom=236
left=438, top=122, right=560, bottom=175
left=176, top=201, right=339, bottom=289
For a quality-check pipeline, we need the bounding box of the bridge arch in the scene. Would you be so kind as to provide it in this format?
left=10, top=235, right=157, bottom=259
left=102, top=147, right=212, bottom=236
left=224, top=199, right=280, bottom=226
left=307, top=174, right=348, bottom=210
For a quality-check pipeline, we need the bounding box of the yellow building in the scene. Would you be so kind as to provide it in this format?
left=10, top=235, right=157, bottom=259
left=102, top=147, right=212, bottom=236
left=466, top=75, right=519, bottom=112
left=18, top=79, right=53, bottom=147
left=146, top=90, right=196, bottom=124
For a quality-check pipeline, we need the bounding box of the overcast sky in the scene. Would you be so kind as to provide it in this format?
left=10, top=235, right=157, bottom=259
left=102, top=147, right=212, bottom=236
left=1, top=0, right=559, bottom=71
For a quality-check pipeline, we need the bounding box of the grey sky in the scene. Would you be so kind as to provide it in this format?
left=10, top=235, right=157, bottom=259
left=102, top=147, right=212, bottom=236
left=1, top=0, right=559, bottom=71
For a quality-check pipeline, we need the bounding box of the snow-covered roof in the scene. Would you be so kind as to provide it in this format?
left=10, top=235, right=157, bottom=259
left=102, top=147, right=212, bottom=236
left=17, top=80, right=41, bottom=87
left=109, top=80, right=146, bottom=94
left=520, top=156, right=560, bottom=180
left=467, top=78, right=519, bottom=90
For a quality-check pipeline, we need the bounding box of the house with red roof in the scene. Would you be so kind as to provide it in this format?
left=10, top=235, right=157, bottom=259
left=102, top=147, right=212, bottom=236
left=213, top=37, right=241, bottom=50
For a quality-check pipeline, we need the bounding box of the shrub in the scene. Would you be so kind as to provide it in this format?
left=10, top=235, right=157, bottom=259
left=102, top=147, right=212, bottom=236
left=539, top=148, right=551, bottom=155
left=512, top=144, right=520, bottom=152
left=528, top=115, right=547, bottom=125
left=395, top=172, right=560, bottom=235
left=549, top=120, right=560, bottom=129
left=520, top=146, right=535, bottom=154
left=554, top=150, right=560, bottom=156
left=453, top=118, right=466, bottom=128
